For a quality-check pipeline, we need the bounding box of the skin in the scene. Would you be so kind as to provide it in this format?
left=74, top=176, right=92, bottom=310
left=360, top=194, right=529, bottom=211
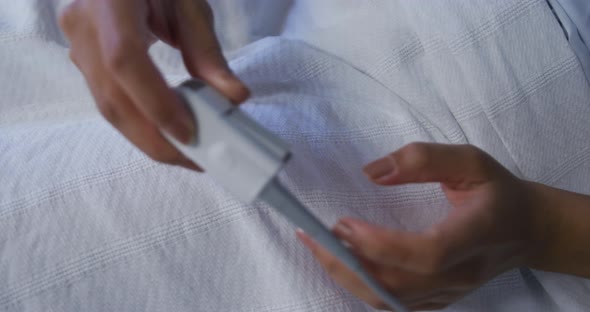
left=58, top=0, right=250, bottom=170
left=297, top=143, right=590, bottom=311
left=58, top=3, right=590, bottom=311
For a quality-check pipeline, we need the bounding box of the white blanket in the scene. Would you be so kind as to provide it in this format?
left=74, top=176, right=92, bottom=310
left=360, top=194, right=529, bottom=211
left=1, top=0, right=590, bottom=311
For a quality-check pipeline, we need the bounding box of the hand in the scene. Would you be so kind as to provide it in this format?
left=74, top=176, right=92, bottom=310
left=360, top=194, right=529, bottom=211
left=297, top=143, right=543, bottom=311
left=59, top=0, right=250, bottom=170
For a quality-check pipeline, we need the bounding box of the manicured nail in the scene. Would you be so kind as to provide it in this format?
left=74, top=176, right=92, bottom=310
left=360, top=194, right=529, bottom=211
left=334, top=222, right=354, bottom=239
left=296, top=229, right=315, bottom=249
left=164, top=110, right=195, bottom=145
left=363, top=156, right=396, bottom=180
left=295, top=228, right=306, bottom=241
left=178, top=158, right=203, bottom=172
left=179, top=111, right=196, bottom=143
left=214, top=71, right=250, bottom=104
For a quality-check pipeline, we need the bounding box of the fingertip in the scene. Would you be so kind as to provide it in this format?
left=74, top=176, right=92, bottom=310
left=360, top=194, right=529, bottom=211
left=163, top=123, right=192, bottom=145
left=295, top=228, right=307, bottom=241
left=210, top=70, right=250, bottom=104
left=334, top=219, right=367, bottom=245
left=180, top=38, right=250, bottom=104
left=233, top=83, right=251, bottom=104
left=338, top=219, right=385, bottom=241
left=363, top=156, right=397, bottom=184
left=177, top=158, right=203, bottom=172
left=296, top=230, right=316, bottom=250
left=374, top=173, right=398, bottom=186
left=164, top=113, right=195, bottom=144
left=295, top=228, right=306, bottom=237
left=165, top=94, right=196, bottom=144
left=337, top=217, right=361, bottom=229
left=333, top=221, right=354, bottom=240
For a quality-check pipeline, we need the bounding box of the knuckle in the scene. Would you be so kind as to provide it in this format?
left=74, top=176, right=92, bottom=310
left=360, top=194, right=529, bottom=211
left=369, top=300, right=390, bottom=311
left=199, top=44, right=224, bottom=63
left=96, top=100, right=119, bottom=124
left=392, top=245, right=414, bottom=269
left=104, top=46, right=130, bottom=73
left=95, top=84, right=124, bottom=123
left=365, top=243, right=390, bottom=263
left=199, top=1, right=215, bottom=22
left=104, top=38, right=142, bottom=74
left=151, top=107, right=178, bottom=128
left=100, top=83, right=123, bottom=104
left=420, top=234, right=447, bottom=274
left=465, top=144, right=485, bottom=162
left=382, top=271, right=403, bottom=290
left=463, top=145, right=491, bottom=174
left=324, top=258, right=341, bottom=276
left=399, top=142, right=431, bottom=171
left=58, top=2, right=80, bottom=32
left=68, top=50, right=79, bottom=67
left=189, top=0, right=215, bottom=23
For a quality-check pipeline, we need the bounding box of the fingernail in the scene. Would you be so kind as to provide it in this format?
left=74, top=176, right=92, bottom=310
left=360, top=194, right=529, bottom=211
left=215, top=71, right=250, bottom=104
left=178, top=158, right=203, bottom=172
left=334, top=222, right=354, bottom=238
left=218, top=68, right=238, bottom=84
left=168, top=108, right=195, bottom=144
left=296, top=229, right=314, bottom=248
left=363, top=156, right=396, bottom=180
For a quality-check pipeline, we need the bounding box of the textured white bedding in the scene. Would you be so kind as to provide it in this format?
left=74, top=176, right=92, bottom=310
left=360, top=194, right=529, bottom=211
left=1, top=0, right=590, bottom=311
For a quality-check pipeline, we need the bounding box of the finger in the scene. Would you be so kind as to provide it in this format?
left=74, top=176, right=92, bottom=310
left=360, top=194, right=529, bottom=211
left=363, top=143, right=505, bottom=188
left=95, top=0, right=195, bottom=143
left=328, top=225, right=453, bottom=306
left=67, top=16, right=201, bottom=172
left=333, top=218, right=444, bottom=274
left=175, top=0, right=250, bottom=103
left=369, top=265, right=451, bottom=302
left=424, top=208, right=489, bottom=271
left=406, top=290, right=461, bottom=310
left=409, top=302, right=448, bottom=311
left=88, top=77, right=201, bottom=170
left=403, top=290, right=448, bottom=307
left=295, top=230, right=388, bottom=310
left=146, top=0, right=178, bottom=47
left=58, top=1, right=82, bottom=39
left=109, top=100, right=201, bottom=170
left=333, top=215, right=489, bottom=279
left=111, top=99, right=201, bottom=170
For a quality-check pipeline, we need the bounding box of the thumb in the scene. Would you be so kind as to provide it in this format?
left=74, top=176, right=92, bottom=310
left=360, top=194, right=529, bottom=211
left=175, top=1, right=250, bottom=103
left=363, top=143, right=504, bottom=188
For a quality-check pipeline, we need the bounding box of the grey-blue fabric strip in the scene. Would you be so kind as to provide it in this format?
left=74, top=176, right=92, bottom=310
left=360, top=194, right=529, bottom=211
left=549, top=0, right=590, bottom=82
left=557, top=0, right=590, bottom=46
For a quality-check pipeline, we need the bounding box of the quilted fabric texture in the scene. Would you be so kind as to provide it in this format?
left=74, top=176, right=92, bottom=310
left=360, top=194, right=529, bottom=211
left=1, top=0, right=589, bottom=311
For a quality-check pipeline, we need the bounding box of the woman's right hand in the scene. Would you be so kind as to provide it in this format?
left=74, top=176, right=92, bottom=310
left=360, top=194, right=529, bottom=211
left=59, top=0, right=250, bottom=170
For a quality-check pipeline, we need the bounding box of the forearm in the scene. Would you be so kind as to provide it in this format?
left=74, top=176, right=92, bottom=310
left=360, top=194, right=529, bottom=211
left=527, top=181, right=590, bottom=278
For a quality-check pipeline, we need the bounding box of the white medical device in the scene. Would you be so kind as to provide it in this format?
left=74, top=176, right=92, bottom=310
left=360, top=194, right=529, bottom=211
left=165, top=80, right=409, bottom=312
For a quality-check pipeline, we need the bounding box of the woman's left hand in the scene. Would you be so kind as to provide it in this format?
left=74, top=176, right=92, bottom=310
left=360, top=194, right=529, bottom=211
left=297, top=143, right=546, bottom=311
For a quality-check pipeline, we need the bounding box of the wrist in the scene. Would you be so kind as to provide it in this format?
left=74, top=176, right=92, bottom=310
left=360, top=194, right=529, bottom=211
left=524, top=181, right=590, bottom=277
left=523, top=181, right=561, bottom=271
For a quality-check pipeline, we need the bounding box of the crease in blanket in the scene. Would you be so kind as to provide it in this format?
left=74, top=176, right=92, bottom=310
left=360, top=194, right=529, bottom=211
left=546, top=0, right=590, bottom=83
